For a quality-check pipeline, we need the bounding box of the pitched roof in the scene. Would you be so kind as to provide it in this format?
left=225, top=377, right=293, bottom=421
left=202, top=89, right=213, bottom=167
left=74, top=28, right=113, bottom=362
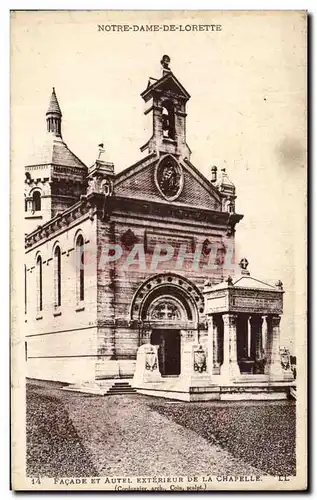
left=25, top=136, right=87, bottom=169
left=205, top=271, right=281, bottom=293
left=141, top=71, right=191, bottom=102
left=46, top=87, right=62, bottom=115
left=233, top=275, right=277, bottom=290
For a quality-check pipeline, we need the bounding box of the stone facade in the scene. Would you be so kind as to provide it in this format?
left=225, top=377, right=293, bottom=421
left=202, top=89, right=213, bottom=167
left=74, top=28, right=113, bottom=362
left=25, top=214, right=98, bottom=383
left=24, top=57, right=292, bottom=399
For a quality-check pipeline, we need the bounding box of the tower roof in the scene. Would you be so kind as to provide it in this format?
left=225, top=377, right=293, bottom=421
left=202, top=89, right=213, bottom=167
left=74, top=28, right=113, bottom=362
left=141, top=56, right=190, bottom=103
left=141, top=71, right=191, bottom=102
left=46, top=87, right=62, bottom=115
left=25, top=88, right=86, bottom=170
left=25, top=136, right=87, bottom=170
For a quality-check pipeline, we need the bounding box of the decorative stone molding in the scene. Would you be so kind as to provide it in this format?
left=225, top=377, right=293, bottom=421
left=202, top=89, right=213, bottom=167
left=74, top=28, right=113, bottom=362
left=280, top=347, right=292, bottom=373
left=154, top=154, right=184, bottom=201
left=193, top=344, right=207, bottom=373
left=121, top=229, right=138, bottom=249
left=25, top=199, right=92, bottom=250
left=226, top=212, right=243, bottom=237
left=111, top=196, right=242, bottom=227
left=130, top=272, right=204, bottom=323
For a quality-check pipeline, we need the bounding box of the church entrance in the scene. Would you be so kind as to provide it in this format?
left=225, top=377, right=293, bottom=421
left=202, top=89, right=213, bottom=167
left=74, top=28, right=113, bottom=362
left=131, top=274, right=203, bottom=378
left=151, top=329, right=181, bottom=376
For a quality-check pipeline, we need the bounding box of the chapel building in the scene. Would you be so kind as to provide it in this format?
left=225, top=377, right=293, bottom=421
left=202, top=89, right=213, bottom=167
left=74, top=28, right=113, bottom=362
left=24, top=56, right=293, bottom=399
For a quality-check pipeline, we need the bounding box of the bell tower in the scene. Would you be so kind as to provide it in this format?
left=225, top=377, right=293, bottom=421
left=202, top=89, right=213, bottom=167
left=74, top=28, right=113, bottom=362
left=24, top=88, right=88, bottom=235
left=140, top=55, right=191, bottom=160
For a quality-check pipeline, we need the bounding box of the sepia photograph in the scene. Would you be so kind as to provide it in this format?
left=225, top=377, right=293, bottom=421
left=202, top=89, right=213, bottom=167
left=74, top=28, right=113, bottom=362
left=10, top=9, right=307, bottom=491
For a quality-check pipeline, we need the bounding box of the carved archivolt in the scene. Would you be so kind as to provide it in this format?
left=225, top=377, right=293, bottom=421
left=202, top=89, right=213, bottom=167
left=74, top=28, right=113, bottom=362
left=130, top=272, right=204, bottom=323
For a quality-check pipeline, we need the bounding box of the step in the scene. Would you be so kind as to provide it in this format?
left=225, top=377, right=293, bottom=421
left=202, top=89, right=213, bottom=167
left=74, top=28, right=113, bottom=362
left=108, top=387, right=136, bottom=391
left=108, top=389, right=136, bottom=394
left=107, top=391, right=137, bottom=395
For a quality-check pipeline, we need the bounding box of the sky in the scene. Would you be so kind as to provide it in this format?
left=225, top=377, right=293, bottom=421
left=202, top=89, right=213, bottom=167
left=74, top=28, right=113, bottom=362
left=11, top=10, right=307, bottom=350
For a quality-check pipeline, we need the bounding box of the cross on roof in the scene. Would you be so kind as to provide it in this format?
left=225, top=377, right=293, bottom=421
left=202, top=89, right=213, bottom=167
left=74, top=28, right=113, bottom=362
left=239, top=257, right=249, bottom=270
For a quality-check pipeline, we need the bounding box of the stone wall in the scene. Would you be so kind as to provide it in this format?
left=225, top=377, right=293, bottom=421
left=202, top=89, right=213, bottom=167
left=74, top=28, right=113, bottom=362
left=95, top=202, right=232, bottom=378
left=25, top=214, right=98, bottom=383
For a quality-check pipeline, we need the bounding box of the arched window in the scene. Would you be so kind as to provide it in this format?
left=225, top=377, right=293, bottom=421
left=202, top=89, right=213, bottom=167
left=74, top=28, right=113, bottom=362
left=76, top=235, right=85, bottom=302
left=33, top=191, right=41, bottom=212
left=36, top=255, right=43, bottom=312
left=162, top=100, right=175, bottom=140
left=54, top=246, right=61, bottom=307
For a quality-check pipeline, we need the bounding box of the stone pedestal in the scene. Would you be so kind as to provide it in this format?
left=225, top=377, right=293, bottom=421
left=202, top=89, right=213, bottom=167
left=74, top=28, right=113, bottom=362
left=220, top=313, right=240, bottom=380
left=132, top=343, right=162, bottom=386
left=280, top=347, right=294, bottom=381
left=180, top=342, right=211, bottom=386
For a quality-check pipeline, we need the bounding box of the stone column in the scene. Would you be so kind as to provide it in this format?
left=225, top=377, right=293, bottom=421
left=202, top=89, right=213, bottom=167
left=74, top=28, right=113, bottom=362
left=220, top=313, right=240, bottom=380
left=262, top=315, right=268, bottom=358
left=253, top=316, right=264, bottom=374
left=257, top=317, right=265, bottom=359
left=213, top=317, right=221, bottom=374
left=247, top=315, right=251, bottom=358
left=27, top=199, right=33, bottom=212
left=265, top=315, right=284, bottom=379
left=207, top=316, right=214, bottom=376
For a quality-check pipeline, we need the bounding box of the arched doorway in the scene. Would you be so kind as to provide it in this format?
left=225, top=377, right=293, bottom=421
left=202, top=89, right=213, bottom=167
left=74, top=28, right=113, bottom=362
left=148, top=295, right=186, bottom=376
left=130, top=273, right=204, bottom=378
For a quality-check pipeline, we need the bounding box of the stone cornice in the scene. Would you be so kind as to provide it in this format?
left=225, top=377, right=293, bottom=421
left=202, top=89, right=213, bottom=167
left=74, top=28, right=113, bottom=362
left=25, top=164, right=50, bottom=171
left=25, top=163, right=87, bottom=177
left=52, top=164, right=88, bottom=177
left=25, top=192, right=243, bottom=250
left=111, top=196, right=242, bottom=227
left=25, top=197, right=94, bottom=250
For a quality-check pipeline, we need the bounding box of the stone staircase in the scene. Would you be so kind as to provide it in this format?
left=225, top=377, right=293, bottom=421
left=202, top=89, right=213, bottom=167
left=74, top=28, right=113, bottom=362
left=62, top=379, right=136, bottom=396
left=107, top=381, right=137, bottom=395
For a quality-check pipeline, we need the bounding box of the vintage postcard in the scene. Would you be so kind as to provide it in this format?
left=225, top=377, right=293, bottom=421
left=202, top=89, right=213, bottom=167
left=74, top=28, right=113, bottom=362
left=11, top=10, right=307, bottom=491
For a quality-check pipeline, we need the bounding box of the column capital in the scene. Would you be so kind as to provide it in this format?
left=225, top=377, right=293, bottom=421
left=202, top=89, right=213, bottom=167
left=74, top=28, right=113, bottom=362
left=206, top=315, right=214, bottom=327
left=222, top=312, right=238, bottom=325
left=221, top=312, right=240, bottom=379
